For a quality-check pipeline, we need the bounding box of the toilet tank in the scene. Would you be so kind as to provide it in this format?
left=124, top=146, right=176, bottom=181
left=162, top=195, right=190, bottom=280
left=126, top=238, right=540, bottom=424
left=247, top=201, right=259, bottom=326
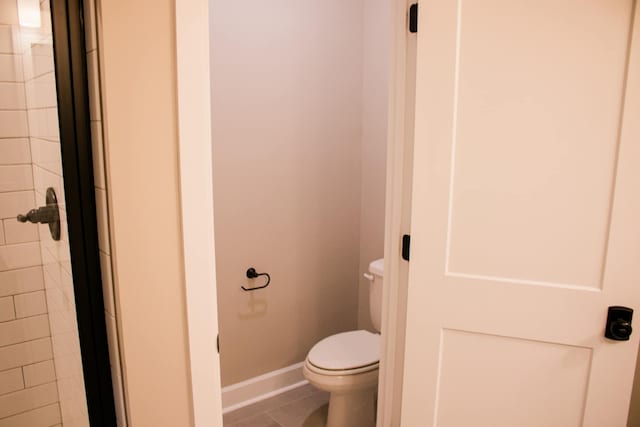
left=368, top=258, right=384, bottom=332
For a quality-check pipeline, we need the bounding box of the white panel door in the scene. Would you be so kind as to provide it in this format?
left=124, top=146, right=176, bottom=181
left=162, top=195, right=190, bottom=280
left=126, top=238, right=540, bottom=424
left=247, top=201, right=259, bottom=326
left=401, top=0, right=640, bottom=426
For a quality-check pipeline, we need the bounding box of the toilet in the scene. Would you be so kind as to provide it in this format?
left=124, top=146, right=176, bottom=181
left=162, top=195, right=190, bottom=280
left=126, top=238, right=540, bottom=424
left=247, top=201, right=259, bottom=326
left=303, top=258, right=384, bottom=427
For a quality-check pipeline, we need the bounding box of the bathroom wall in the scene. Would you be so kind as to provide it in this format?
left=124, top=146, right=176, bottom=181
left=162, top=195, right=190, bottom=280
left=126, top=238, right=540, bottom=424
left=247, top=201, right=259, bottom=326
left=357, top=0, right=391, bottom=331
left=0, top=3, right=62, bottom=425
left=0, top=1, right=127, bottom=425
left=211, top=0, right=365, bottom=385
left=21, top=1, right=93, bottom=424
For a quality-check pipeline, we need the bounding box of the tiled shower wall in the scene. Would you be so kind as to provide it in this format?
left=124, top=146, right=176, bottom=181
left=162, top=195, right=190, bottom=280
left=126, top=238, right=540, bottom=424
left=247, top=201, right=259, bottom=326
left=0, top=0, right=126, bottom=425
left=26, top=0, right=89, bottom=425
left=0, top=4, right=61, bottom=426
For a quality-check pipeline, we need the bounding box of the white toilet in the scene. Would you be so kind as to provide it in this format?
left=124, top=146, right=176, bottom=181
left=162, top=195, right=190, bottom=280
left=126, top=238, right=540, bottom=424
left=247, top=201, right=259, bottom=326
left=303, top=258, right=384, bottom=427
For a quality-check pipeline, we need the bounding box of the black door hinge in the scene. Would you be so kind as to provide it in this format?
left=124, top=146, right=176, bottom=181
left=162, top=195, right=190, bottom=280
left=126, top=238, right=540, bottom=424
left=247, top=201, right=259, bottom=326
left=402, top=234, right=411, bottom=261
left=217, top=334, right=220, bottom=353
left=409, top=4, right=418, bottom=33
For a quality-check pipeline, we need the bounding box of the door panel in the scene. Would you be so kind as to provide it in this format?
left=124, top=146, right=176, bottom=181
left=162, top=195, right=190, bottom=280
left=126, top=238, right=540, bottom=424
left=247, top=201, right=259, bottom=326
left=401, top=0, right=640, bottom=425
left=437, top=330, right=591, bottom=427
left=447, top=0, right=633, bottom=290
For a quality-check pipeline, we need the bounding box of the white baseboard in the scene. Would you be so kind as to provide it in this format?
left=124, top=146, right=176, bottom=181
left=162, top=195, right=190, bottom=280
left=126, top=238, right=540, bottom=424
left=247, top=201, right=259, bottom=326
left=221, top=362, right=309, bottom=414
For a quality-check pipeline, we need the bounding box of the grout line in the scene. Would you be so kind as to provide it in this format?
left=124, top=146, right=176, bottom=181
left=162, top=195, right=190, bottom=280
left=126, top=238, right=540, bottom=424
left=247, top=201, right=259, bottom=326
left=0, top=396, right=59, bottom=422
left=20, top=363, right=25, bottom=389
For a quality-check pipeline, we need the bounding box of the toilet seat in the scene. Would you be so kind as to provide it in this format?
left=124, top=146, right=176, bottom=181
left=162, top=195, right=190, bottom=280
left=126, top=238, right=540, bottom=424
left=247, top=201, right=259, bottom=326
left=306, top=330, right=380, bottom=376
left=306, top=360, right=379, bottom=376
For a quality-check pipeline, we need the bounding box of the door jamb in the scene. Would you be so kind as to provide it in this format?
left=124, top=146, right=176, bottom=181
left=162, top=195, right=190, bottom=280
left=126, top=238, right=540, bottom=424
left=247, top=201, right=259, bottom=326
left=174, top=0, right=412, bottom=425
left=175, top=0, right=223, bottom=425
left=378, top=0, right=414, bottom=425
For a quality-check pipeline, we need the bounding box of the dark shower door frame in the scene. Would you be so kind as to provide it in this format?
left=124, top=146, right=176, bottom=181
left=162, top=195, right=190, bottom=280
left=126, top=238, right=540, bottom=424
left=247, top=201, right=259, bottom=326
left=50, top=0, right=116, bottom=425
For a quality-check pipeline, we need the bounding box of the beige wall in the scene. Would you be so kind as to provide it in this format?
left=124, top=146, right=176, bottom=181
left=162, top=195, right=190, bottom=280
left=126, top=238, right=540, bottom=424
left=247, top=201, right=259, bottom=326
left=96, top=0, right=193, bottom=425
left=357, top=0, right=391, bottom=331
left=210, top=0, right=365, bottom=386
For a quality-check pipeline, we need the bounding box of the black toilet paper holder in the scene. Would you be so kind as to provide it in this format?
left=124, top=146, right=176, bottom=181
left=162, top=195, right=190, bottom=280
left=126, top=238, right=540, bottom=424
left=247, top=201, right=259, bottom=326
left=241, top=268, right=271, bottom=292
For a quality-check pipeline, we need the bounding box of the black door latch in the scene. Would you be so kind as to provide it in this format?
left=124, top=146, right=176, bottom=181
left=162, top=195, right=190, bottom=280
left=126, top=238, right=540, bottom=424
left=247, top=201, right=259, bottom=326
left=605, top=306, right=633, bottom=341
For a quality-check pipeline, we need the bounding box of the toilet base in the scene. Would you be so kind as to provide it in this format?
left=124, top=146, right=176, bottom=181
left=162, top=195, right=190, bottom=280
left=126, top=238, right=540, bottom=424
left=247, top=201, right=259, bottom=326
left=326, top=387, right=376, bottom=427
left=303, top=363, right=378, bottom=427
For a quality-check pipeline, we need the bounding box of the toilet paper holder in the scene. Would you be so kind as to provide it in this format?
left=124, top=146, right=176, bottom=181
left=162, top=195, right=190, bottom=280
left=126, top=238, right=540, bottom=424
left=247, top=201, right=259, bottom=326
left=241, top=267, right=271, bottom=292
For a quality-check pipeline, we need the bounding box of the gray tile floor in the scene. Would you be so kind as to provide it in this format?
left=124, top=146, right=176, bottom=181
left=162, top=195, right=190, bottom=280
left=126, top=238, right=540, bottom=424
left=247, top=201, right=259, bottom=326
left=223, top=384, right=329, bottom=427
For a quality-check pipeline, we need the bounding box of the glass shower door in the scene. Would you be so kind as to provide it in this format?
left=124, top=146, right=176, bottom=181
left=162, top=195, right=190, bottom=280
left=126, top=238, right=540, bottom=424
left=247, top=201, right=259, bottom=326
left=0, top=0, right=113, bottom=425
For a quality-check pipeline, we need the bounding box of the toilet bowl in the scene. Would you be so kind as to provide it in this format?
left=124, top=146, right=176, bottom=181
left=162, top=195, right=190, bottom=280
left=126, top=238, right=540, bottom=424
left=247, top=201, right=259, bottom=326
left=303, top=259, right=384, bottom=427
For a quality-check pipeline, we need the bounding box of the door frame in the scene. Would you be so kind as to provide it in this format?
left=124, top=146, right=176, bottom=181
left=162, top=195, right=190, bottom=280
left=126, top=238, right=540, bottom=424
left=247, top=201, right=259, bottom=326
left=174, top=0, right=412, bottom=425
left=175, top=0, right=223, bottom=425
left=378, top=1, right=415, bottom=425
left=51, top=0, right=116, bottom=424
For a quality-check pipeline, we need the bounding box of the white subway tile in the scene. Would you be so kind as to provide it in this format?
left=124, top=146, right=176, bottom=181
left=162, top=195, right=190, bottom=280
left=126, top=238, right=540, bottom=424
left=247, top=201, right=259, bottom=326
left=0, top=26, right=15, bottom=54
left=0, top=2, right=18, bottom=26
left=48, top=310, right=71, bottom=339
left=52, top=352, right=79, bottom=381
left=0, top=138, right=30, bottom=165
left=17, top=29, right=51, bottom=56
left=0, top=242, right=41, bottom=272
left=46, top=107, right=60, bottom=140
left=0, top=295, right=14, bottom=322
left=0, top=266, right=44, bottom=297
left=91, top=121, right=105, bottom=189
left=44, top=287, right=63, bottom=314
left=3, top=218, right=39, bottom=244
left=0, top=337, right=52, bottom=371
left=95, top=188, right=110, bottom=253
left=14, top=290, right=47, bottom=318
left=0, top=54, right=22, bottom=82
left=0, top=164, right=33, bottom=192
left=24, top=73, right=56, bottom=109
left=100, top=252, right=115, bottom=315
left=87, top=50, right=101, bottom=120
left=0, top=191, right=35, bottom=219
left=30, top=138, right=61, bottom=175
left=0, top=82, right=25, bottom=109
left=0, top=403, right=61, bottom=427
left=28, top=43, right=53, bottom=60
left=26, top=108, right=47, bottom=138
left=23, top=51, right=54, bottom=81
left=0, top=368, right=23, bottom=396
left=26, top=107, right=60, bottom=142
left=33, top=164, right=61, bottom=198
left=23, top=359, right=56, bottom=387
left=0, top=382, right=58, bottom=419
left=51, top=329, right=80, bottom=361
left=0, top=314, right=50, bottom=347
left=59, top=382, right=89, bottom=426
left=57, top=175, right=66, bottom=209
left=42, top=254, right=61, bottom=291
left=57, top=240, right=72, bottom=278
left=0, top=111, right=28, bottom=137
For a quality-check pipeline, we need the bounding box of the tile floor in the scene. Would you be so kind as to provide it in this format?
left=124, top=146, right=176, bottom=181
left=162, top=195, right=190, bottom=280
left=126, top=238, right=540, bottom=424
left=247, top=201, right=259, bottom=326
left=223, top=384, right=329, bottom=427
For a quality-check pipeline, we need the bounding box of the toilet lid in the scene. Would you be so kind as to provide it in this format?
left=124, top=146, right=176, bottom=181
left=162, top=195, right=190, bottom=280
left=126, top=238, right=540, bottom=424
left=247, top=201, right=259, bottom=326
left=308, top=330, right=380, bottom=371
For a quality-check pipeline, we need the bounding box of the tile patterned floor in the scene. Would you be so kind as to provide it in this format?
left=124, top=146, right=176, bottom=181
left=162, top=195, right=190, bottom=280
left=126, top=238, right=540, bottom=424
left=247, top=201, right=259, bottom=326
left=223, top=384, right=329, bottom=427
